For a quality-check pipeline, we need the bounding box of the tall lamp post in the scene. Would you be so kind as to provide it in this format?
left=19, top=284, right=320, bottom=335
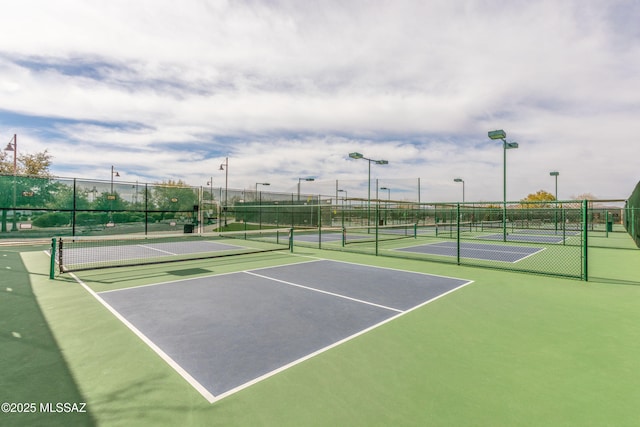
left=219, top=157, right=228, bottom=226
left=488, top=130, right=519, bottom=242
left=255, top=182, right=270, bottom=201
left=550, top=171, right=559, bottom=231
left=4, top=134, right=17, bottom=231
left=109, top=166, right=120, bottom=222
left=379, top=186, right=391, bottom=201
left=4, top=134, right=17, bottom=174
left=110, top=165, right=120, bottom=194
left=453, top=178, right=465, bottom=203
left=348, top=152, right=389, bottom=226
left=380, top=186, right=391, bottom=225
left=337, top=189, right=347, bottom=227
left=297, top=177, right=315, bottom=202
left=206, top=178, right=213, bottom=225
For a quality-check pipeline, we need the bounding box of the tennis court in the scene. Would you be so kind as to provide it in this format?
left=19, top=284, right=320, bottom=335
left=90, top=259, right=471, bottom=402
left=396, top=241, right=544, bottom=262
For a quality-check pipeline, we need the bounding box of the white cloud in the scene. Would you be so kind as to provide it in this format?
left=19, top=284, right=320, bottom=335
left=0, top=0, right=638, bottom=202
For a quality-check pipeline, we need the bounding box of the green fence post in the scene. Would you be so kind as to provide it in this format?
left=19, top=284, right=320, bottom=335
left=582, top=200, right=588, bottom=281
left=375, top=203, right=379, bottom=256
left=456, top=203, right=461, bottom=265
left=289, top=228, right=294, bottom=252
left=49, top=238, right=57, bottom=279
left=317, top=203, right=322, bottom=249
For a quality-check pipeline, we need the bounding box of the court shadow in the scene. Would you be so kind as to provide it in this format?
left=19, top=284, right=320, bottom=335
left=0, top=249, right=96, bottom=427
left=589, top=276, right=640, bottom=287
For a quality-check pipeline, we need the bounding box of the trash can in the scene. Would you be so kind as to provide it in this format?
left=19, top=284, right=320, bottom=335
left=606, top=221, right=613, bottom=232
left=184, top=224, right=194, bottom=233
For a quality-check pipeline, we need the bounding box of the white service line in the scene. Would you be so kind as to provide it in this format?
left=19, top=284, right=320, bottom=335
left=244, top=271, right=404, bottom=313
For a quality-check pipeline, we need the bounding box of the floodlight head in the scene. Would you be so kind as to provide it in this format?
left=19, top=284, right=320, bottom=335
left=380, top=186, right=389, bottom=190
left=505, top=142, right=519, bottom=149
left=550, top=171, right=559, bottom=177
left=375, top=160, right=389, bottom=165
left=488, top=129, right=507, bottom=140
left=262, top=182, right=271, bottom=186
left=454, top=178, right=463, bottom=183
left=349, top=152, right=364, bottom=159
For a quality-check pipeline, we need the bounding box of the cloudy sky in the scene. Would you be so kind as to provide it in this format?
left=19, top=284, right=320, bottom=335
left=0, top=0, right=638, bottom=203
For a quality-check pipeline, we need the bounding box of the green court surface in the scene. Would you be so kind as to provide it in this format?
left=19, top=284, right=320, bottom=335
left=2, top=231, right=640, bottom=427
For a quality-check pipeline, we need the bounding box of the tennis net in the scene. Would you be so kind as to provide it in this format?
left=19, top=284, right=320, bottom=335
left=56, top=228, right=292, bottom=273
left=342, top=223, right=417, bottom=245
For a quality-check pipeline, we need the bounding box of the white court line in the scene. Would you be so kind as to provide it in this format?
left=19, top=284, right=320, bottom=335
left=396, top=241, right=539, bottom=256
left=69, top=272, right=216, bottom=403
left=210, top=277, right=474, bottom=402
left=81, top=259, right=474, bottom=404
left=136, top=244, right=177, bottom=255
left=244, top=270, right=404, bottom=313
left=512, top=247, right=546, bottom=263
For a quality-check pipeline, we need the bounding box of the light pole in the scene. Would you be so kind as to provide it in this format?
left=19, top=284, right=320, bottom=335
left=453, top=178, right=465, bottom=203
left=110, top=165, right=120, bottom=194
left=348, top=152, right=389, bottom=226
left=219, top=157, right=228, bottom=226
left=4, top=134, right=16, bottom=174
left=109, top=165, right=120, bottom=221
left=4, top=134, right=17, bottom=231
left=297, top=177, right=315, bottom=202
left=488, top=130, right=519, bottom=241
left=380, top=186, right=391, bottom=200
left=206, top=178, right=213, bottom=225
left=255, top=182, right=270, bottom=201
left=380, top=186, right=391, bottom=225
left=337, top=189, right=347, bottom=227
left=550, top=171, right=559, bottom=231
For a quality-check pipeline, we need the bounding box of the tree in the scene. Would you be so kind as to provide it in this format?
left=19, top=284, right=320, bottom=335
left=20, top=151, right=53, bottom=177
left=522, top=190, right=556, bottom=202
left=520, top=190, right=556, bottom=209
left=149, top=180, right=199, bottom=222
left=1, top=148, right=54, bottom=232
left=0, top=149, right=52, bottom=176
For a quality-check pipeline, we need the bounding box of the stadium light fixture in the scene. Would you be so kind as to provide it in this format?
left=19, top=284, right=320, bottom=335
left=379, top=186, right=391, bottom=200
left=488, top=129, right=520, bottom=241
left=255, top=182, right=270, bottom=201
left=453, top=178, right=465, bottom=203
left=297, top=177, right=315, bottom=201
left=348, top=152, right=389, bottom=226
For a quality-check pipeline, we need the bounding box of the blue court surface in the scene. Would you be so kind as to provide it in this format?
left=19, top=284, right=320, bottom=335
left=396, top=241, right=544, bottom=262
left=96, top=259, right=471, bottom=402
